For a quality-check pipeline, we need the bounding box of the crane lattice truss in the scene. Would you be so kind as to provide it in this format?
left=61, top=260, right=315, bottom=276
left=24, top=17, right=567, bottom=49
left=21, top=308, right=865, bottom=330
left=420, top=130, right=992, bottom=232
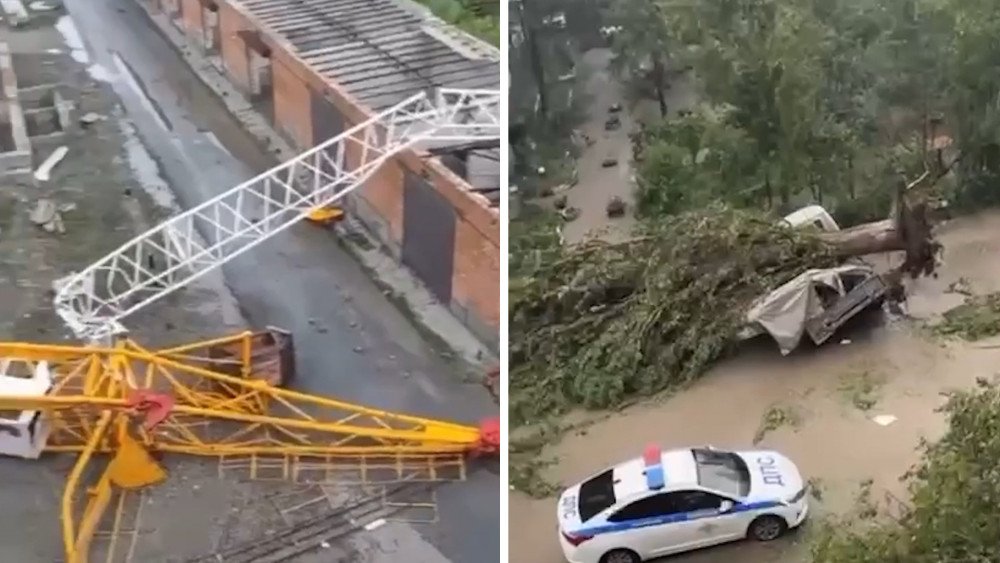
left=52, top=88, right=501, bottom=342
left=7, top=87, right=500, bottom=563
left=0, top=333, right=490, bottom=563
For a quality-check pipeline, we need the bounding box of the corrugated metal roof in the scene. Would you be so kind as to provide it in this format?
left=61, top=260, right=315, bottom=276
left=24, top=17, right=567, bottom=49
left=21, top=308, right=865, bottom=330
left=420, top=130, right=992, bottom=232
left=238, top=0, right=500, bottom=110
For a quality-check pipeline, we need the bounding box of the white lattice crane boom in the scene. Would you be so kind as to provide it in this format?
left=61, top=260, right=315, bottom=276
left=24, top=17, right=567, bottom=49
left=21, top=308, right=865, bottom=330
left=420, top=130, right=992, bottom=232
left=53, top=88, right=501, bottom=342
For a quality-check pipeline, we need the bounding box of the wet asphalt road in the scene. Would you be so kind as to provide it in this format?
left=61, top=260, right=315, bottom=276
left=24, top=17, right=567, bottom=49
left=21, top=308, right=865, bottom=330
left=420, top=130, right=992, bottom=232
left=59, top=1, right=499, bottom=561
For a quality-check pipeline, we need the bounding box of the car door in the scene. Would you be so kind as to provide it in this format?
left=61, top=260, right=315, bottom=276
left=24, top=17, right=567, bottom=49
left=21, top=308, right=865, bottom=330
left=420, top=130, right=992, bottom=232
left=605, top=492, right=690, bottom=558
left=673, top=490, right=746, bottom=549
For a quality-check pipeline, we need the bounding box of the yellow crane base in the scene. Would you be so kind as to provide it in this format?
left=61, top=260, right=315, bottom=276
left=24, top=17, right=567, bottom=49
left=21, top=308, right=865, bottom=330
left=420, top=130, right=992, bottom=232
left=0, top=329, right=497, bottom=563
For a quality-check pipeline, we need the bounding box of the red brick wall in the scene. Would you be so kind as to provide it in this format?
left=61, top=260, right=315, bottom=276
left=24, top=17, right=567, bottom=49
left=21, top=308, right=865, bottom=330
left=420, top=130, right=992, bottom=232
left=217, top=3, right=251, bottom=92
left=270, top=55, right=312, bottom=148
left=206, top=2, right=500, bottom=346
left=180, top=0, right=202, bottom=35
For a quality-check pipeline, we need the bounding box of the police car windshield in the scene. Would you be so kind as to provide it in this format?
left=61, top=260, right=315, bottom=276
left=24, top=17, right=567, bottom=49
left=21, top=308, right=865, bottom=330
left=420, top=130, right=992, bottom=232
left=578, top=469, right=616, bottom=522
left=692, top=449, right=750, bottom=497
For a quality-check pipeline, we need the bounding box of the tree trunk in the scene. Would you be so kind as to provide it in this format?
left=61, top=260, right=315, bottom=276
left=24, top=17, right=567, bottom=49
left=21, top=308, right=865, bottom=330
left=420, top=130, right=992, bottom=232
left=652, top=57, right=668, bottom=117
left=518, top=0, right=549, bottom=118
left=818, top=191, right=939, bottom=278
left=819, top=219, right=902, bottom=257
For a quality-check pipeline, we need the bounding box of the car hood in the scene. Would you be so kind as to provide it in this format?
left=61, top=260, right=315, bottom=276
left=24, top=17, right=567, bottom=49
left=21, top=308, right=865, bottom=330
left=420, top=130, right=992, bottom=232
left=736, top=450, right=804, bottom=501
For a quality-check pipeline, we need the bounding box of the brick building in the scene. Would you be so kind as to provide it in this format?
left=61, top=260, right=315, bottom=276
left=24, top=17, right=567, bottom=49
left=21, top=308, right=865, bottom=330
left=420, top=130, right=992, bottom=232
left=145, top=0, right=501, bottom=348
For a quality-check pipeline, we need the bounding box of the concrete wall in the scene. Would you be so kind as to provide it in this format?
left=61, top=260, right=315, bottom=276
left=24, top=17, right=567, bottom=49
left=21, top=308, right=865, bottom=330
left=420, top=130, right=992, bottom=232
left=154, top=0, right=500, bottom=348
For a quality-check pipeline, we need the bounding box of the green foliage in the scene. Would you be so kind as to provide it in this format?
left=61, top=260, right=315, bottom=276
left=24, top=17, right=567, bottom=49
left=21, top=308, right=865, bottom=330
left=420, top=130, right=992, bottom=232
left=417, top=0, right=500, bottom=46
left=626, top=0, right=1000, bottom=221
left=933, top=292, right=1000, bottom=341
left=605, top=0, right=674, bottom=113
left=635, top=107, right=764, bottom=216
left=509, top=206, right=839, bottom=425
left=812, top=380, right=1000, bottom=562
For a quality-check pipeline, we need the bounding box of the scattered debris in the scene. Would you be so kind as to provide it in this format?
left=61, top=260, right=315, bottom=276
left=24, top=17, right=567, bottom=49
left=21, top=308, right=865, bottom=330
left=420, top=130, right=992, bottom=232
left=33, top=145, right=68, bottom=182
left=934, top=292, right=1000, bottom=340
left=606, top=196, right=626, bottom=218
left=753, top=403, right=802, bottom=445
left=807, top=477, right=825, bottom=501
left=838, top=367, right=886, bottom=411
left=945, top=277, right=973, bottom=296
left=78, top=111, right=105, bottom=126
left=57, top=201, right=76, bottom=213
left=872, top=414, right=897, bottom=427
left=560, top=206, right=579, bottom=222
left=28, top=198, right=65, bottom=234
left=28, top=0, right=56, bottom=11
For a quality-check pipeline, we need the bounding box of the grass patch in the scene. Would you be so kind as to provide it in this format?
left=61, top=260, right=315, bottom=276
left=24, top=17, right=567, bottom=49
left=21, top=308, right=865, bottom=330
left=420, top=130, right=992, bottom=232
left=415, top=0, right=499, bottom=46
left=838, top=367, right=886, bottom=412
left=753, top=403, right=803, bottom=445
left=933, top=292, right=1000, bottom=341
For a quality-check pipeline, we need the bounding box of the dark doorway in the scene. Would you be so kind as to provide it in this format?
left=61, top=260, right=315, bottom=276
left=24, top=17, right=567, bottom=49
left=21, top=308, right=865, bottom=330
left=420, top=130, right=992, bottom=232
left=402, top=171, right=456, bottom=304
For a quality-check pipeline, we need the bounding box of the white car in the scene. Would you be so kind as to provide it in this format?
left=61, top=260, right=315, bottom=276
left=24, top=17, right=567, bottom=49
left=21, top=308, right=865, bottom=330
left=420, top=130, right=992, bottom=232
left=557, top=446, right=809, bottom=563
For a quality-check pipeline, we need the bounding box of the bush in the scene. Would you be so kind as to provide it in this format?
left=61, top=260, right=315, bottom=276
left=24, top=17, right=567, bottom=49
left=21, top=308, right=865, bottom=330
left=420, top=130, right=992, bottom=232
left=812, top=380, right=1000, bottom=562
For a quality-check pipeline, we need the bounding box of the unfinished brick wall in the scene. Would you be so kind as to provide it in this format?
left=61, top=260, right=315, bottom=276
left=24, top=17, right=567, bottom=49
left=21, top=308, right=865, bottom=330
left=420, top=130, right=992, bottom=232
left=217, top=2, right=252, bottom=92
left=170, top=1, right=501, bottom=349
left=180, top=0, right=202, bottom=36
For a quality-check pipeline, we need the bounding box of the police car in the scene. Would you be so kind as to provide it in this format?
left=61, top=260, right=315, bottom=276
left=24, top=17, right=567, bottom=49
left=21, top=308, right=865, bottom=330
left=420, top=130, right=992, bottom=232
left=557, top=445, right=809, bottom=563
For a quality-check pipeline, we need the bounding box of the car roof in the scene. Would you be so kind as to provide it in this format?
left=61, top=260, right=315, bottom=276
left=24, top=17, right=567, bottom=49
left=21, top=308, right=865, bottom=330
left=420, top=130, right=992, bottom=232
left=610, top=448, right=699, bottom=501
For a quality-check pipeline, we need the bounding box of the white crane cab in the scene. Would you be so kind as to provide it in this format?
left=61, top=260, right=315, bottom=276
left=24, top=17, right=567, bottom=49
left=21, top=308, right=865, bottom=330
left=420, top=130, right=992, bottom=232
left=0, top=359, right=54, bottom=459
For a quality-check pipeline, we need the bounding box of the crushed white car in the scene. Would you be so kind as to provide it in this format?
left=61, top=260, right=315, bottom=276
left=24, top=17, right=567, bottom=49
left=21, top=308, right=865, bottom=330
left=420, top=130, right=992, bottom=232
left=557, top=446, right=809, bottom=563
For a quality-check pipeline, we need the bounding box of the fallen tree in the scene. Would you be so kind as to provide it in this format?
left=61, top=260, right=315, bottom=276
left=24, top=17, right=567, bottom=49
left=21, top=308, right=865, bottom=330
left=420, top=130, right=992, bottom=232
left=510, top=192, right=938, bottom=426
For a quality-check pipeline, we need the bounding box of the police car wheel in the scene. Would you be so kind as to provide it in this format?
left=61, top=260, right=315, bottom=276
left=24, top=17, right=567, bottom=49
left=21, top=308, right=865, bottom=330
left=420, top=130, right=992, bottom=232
left=748, top=515, right=786, bottom=542
left=600, top=548, right=641, bottom=563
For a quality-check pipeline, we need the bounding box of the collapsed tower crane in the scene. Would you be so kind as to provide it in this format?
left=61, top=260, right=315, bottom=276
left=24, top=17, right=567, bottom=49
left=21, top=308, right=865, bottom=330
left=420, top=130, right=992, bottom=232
left=0, top=88, right=501, bottom=563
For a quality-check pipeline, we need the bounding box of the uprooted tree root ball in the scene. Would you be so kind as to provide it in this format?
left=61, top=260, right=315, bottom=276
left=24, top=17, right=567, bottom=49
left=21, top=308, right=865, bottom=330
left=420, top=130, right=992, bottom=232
left=510, top=205, right=843, bottom=426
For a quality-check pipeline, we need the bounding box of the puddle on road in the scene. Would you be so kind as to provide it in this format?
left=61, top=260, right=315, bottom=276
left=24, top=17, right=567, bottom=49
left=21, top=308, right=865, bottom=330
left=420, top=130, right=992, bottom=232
left=119, top=118, right=177, bottom=210
left=511, top=211, right=1000, bottom=563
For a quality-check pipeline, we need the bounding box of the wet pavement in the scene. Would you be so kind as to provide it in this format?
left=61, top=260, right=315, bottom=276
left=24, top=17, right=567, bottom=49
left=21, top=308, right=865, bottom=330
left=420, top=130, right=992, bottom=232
left=56, top=1, right=499, bottom=562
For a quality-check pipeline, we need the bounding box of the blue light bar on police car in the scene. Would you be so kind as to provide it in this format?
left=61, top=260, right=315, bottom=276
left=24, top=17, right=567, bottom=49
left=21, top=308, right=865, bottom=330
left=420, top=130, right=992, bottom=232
left=643, top=444, right=665, bottom=490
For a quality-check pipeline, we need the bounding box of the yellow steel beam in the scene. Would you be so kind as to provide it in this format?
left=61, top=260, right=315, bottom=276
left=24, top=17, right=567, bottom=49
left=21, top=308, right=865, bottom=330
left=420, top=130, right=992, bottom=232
left=63, top=410, right=113, bottom=563
left=0, top=336, right=486, bottom=456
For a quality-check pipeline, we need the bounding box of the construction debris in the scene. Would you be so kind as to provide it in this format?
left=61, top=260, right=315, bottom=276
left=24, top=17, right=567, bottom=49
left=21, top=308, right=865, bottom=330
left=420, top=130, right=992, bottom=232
left=28, top=0, right=57, bottom=10
left=78, top=111, right=105, bottom=126
left=28, top=197, right=64, bottom=233
left=33, top=145, right=67, bottom=182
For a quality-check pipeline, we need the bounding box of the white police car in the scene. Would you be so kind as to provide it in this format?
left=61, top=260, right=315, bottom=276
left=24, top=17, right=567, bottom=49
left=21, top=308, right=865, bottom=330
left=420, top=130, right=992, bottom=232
left=557, top=445, right=809, bottom=563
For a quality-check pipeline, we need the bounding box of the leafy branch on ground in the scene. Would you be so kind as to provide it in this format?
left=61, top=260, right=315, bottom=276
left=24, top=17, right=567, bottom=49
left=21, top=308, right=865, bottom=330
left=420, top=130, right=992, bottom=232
left=838, top=366, right=887, bottom=412
left=753, top=403, right=803, bottom=445
left=933, top=292, right=1000, bottom=341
